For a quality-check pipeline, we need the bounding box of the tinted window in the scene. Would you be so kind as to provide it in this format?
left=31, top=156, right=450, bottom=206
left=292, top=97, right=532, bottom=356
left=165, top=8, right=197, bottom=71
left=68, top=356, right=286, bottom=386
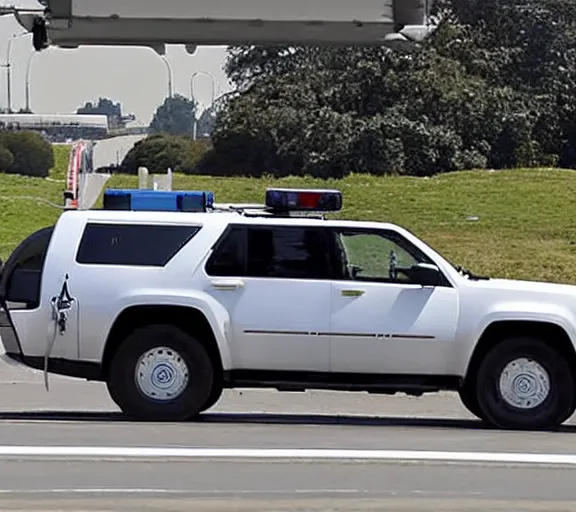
left=246, top=226, right=332, bottom=279
left=76, top=223, right=199, bottom=266
left=205, top=226, right=245, bottom=276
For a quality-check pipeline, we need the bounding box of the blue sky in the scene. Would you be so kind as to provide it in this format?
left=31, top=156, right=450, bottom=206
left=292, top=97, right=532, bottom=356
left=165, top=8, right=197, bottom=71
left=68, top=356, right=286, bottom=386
left=0, top=3, right=232, bottom=126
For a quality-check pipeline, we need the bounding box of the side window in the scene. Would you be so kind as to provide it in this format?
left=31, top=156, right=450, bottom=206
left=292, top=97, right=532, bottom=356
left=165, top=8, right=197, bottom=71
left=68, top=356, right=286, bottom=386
left=76, top=223, right=199, bottom=266
left=246, top=226, right=332, bottom=280
left=205, top=226, right=245, bottom=276
left=336, top=229, right=430, bottom=283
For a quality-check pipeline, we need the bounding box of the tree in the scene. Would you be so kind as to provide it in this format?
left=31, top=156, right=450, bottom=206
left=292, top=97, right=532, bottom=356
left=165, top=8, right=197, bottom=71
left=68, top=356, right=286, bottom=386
left=195, top=107, right=217, bottom=139
left=0, top=145, right=14, bottom=172
left=200, top=0, right=576, bottom=177
left=121, top=133, right=207, bottom=174
left=149, top=95, right=197, bottom=136
left=0, top=131, right=54, bottom=178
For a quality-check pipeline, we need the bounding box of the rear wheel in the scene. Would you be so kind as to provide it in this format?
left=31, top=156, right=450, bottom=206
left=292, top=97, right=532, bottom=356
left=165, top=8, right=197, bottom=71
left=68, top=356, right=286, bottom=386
left=475, top=336, right=575, bottom=430
left=107, top=324, right=214, bottom=421
left=199, top=384, right=224, bottom=413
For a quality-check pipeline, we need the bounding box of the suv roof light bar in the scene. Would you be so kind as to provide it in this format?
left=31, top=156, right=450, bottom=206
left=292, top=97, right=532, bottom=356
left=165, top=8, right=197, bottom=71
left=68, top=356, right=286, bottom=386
left=103, top=189, right=214, bottom=212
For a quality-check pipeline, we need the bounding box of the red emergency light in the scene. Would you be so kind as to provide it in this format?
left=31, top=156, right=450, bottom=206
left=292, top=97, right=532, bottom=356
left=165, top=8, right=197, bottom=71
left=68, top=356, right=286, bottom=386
left=265, top=188, right=343, bottom=212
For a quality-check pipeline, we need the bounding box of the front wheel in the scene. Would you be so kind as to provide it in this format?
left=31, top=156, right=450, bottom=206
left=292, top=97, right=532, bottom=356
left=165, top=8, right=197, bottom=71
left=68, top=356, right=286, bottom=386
left=475, top=336, right=575, bottom=430
left=458, top=385, right=485, bottom=421
left=107, top=324, right=215, bottom=421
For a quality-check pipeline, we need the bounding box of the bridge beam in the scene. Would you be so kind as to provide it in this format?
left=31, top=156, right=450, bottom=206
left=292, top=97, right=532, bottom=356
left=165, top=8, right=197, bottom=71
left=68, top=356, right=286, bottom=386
left=13, top=0, right=436, bottom=50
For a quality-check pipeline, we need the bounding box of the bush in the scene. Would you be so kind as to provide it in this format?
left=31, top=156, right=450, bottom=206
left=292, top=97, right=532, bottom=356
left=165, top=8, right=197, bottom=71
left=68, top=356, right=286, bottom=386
left=0, top=145, right=14, bottom=172
left=0, top=131, right=54, bottom=178
left=453, top=149, right=488, bottom=170
left=121, top=133, right=208, bottom=174
left=196, top=131, right=281, bottom=178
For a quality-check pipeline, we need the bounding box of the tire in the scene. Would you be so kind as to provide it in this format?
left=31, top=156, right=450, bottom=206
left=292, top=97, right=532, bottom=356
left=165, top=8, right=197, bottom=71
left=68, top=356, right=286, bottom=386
left=199, top=384, right=224, bottom=413
left=559, top=391, right=576, bottom=424
left=458, top=385, right=485, bottom=421
left=107, top=324, right=215, bottom=421
left=475, top=336, right=575, bottom=430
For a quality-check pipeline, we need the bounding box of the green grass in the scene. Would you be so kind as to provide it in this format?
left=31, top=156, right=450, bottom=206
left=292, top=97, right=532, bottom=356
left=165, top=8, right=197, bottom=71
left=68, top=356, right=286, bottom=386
left=2, top=147, right=576, bottom=284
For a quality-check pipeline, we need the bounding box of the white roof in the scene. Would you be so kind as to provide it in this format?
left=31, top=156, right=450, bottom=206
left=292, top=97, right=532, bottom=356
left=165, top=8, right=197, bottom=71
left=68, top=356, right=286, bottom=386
left=68, top=207, right=398, bottom=231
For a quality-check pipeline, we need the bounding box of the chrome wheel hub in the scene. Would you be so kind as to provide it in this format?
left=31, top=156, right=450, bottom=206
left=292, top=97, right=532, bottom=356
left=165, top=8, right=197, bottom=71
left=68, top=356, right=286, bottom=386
left=135, top=347, right=189, bottom=401
left=498, top=358, right=550, bottom=409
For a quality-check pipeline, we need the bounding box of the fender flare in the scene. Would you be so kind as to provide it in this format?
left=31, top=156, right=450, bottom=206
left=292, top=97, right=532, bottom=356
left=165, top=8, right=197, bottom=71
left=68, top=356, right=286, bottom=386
left=103, top=291, right=233, bottom=370
left=462, top=307, right=576, bottom=378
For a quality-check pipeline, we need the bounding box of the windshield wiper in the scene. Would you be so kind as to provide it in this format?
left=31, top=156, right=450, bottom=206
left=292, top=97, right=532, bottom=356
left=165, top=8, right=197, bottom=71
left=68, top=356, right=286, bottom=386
left=455, top=265, right=490, bottom=281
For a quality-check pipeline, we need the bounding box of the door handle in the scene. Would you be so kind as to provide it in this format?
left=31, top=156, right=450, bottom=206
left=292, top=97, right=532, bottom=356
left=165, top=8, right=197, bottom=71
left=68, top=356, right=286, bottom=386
left=341, top=289, right=365, bottom=297
left=210, top=279, right=245, bottom=291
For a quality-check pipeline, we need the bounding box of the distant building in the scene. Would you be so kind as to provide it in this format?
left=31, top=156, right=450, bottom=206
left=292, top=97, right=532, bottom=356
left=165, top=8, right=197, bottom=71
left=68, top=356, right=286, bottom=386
left=0, top=113, right=109, bottom=142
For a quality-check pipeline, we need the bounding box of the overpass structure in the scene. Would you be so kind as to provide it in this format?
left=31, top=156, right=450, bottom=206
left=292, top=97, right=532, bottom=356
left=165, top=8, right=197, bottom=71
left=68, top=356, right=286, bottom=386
left=0, top=113, right=107, bottom=131
left=0, top=113, right=109, bottom=141
left=5, top=0, right=437, bottom=52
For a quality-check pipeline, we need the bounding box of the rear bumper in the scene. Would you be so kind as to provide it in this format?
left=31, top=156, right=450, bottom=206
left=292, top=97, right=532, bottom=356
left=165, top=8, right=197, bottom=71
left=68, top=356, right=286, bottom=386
left=0, top=304, right=102, bottom=382
left=0, top=352, right=26, bottom=368
left=0, top=305, right=22, bottom=356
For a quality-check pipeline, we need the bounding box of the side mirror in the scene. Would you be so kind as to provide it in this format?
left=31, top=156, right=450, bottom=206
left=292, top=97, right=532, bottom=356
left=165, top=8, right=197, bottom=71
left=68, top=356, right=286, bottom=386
left=409, top=263, right=443, bottom=287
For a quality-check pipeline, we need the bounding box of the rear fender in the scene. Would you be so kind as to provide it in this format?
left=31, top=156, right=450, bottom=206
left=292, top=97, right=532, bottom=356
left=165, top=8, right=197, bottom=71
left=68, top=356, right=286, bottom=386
left=87, top=289, right=233, bottom=369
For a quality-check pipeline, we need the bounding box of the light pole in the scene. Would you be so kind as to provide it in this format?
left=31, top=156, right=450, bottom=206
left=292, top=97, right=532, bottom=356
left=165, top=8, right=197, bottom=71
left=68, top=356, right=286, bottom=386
left=3, top=32, right=29, bottom=113
left=190, top=71, right=218, bottom=140
left=25, top=50, right=37, bottom=112
left=190, top=71, right=217, bottom=107
left=161, top=55, right=173, bottom=98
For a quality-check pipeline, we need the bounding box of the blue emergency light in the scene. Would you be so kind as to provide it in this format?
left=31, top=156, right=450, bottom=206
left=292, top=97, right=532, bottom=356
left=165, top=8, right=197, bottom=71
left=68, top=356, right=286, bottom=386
left=103, top=189, right=215, bottom=212
left=265, top=188, right=343, bottom=212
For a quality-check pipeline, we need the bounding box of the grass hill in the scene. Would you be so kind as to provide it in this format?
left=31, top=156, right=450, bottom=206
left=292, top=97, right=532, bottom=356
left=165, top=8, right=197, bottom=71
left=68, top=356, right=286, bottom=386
left=1, top=145, right=576, bottom=284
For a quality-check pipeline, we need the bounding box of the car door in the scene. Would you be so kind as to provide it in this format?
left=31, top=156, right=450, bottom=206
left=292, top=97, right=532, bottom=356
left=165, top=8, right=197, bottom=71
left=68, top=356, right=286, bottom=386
left=204, top=223, right=333, bottom=372
left=0, top=225, right=79, bottom=360
left=328, top=227, right=459, bottom=376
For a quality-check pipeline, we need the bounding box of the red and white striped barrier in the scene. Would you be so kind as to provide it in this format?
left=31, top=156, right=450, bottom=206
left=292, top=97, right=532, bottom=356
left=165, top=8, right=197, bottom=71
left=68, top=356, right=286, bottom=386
left=65, top=140, right=92, bottom=209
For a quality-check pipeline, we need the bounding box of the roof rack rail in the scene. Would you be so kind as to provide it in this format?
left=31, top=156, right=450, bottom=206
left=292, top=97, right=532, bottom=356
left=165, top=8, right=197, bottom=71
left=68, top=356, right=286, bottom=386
left=212, top=203, right=267, bottom=211
left=212, top=202, right=327, bottom=219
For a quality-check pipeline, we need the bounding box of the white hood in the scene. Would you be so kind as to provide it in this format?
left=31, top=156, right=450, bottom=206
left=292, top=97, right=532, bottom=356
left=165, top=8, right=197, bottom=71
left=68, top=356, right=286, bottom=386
left=469, top=277, right=576, bottom=297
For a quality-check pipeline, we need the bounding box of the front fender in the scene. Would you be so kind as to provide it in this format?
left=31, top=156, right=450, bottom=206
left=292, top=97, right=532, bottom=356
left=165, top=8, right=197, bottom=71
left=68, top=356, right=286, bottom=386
left=476, top=303, right=576, bottom=342
left=460, top=302, right=576, bottom=376
left=95, top=289, right=233, bottom=369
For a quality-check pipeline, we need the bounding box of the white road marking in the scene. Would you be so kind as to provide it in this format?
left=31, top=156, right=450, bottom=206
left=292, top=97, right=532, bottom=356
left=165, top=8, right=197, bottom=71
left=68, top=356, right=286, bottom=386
left=0, top=489, right=374, bottom=494
left=0, top=446, right=574, bottom=466
left=0, top=488, right=484, bottom=496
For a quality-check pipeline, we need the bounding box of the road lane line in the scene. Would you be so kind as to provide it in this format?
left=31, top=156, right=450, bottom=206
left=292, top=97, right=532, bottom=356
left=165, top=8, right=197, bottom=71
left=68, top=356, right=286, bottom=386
left=0, top=446, right=575, bottom=465
left=0, top=489, right=381, bottom=494
left=0, top=489, right=484, bottom=496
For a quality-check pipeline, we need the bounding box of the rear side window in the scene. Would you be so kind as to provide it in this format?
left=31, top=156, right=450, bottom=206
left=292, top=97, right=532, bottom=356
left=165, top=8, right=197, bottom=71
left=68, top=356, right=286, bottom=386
left=76, top=223, right=200, bottom=266
left=246, top=226, right=332, bottom=279
left=206, top=224, right=333, bottom=279
left=205, top=226, right=245, bottom=276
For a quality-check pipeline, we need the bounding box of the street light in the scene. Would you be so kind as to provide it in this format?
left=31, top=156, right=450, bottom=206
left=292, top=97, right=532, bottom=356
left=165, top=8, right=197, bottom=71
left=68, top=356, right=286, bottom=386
left=25, top=49, right=38, bottom=112
left=2, top=31, right=29, bottom=113
left=190, top=70, right=217, bottom=107
left=190, top=71, right=218, bottom=140
left=161, top=55, right=173, bottom=98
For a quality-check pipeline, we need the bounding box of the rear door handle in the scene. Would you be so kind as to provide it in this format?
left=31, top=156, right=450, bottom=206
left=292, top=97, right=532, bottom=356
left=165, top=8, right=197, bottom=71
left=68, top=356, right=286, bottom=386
left=210, top=279, right=245, bottom=291
left=341, top=289, right=365, bottom=297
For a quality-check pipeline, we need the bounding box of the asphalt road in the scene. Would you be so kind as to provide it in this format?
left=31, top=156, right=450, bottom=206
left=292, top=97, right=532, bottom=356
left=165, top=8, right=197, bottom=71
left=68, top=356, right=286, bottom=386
left=92, top=135, right=146, bottom=170
left=1, top=359, right=576, bottom=510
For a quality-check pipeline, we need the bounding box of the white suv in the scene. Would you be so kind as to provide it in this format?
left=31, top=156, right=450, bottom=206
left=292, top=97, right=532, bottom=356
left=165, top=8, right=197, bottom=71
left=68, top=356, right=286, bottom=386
left=1, top=187, right=575, bottom=430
